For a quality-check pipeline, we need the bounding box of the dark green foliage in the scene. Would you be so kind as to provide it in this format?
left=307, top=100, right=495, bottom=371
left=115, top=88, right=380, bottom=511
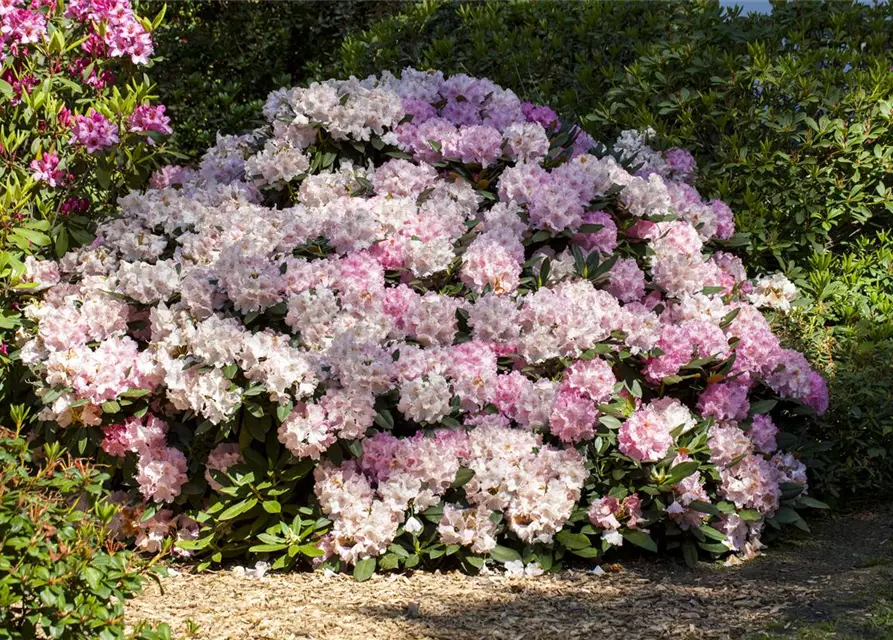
left=0, top=422, right=169, bottom=640
left=144, top=0, right=402, bottom=160
left=777, top=232, right=893, bottom=497
left=177, top=450, right=329, bottom=573
left=317, top=0, right=893, bottom=497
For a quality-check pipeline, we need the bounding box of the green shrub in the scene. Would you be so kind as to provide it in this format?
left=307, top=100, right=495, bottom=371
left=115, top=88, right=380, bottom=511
left=0, top=417, right=169, bottom=640
left=145, top=0, right=402, bottom=160
left=321, top=0, right=893, bottom=497
left=777, top=231, right=893, bottom=497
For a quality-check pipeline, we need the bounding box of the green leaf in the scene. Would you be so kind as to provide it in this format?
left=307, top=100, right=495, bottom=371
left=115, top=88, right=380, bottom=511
left=682, top=540, right=698, bottom=568
left=95, top=166, right=112, bottom=189
left=262, top=500, right=281, bottom=514
left=276, top=401, right=293, bottom=423
left=490, top=545, right=522, bottom=564
left=140, top=505, right=158, bottom=522
left=780, top=482, right=805, bottom=500
left=281, top=459, right=314, bottom=482
left=529, top=230, right=551, bottom=244
left=121, top=388, right=152, bottom=398
left=798, top=496, right=829, bottom=510
left=698, top=542, right=729, bottom=555
left=11, top=227, right=51, bottom=247
left=696, top=525, right=727, bottom=542
left=176, top=536, right=213, bottom=551
left=701, top=286, right=725, bottom=295
left=555, top=530, right=591, bottom=551
left=378, top=553, right=400, bottom=570
left=774, top=506, right=802, bottom=525
left=689, top=500, right=721, bottom=516
left=452, top=467, right=475, bottom=488
left=462, top=554, right=485, bottom=571
left=297, top=543, right=325, bottom=558
left=353, top=557, right=377, bottom=582
left=101, top=400, right=121, bottom=414
left=388, top=543, right=411, bottom=559
left=218, top=498, right=258, bottom=521
left=374, top=409, right=394, bottom=430
left=248, top=543, right=288, bottom=553
left=83, top=567, right=102, bottom=591
left=621, top=529, right=657, bottom=553
left=665, top=461, right=700, bottom=485
left=719, top=308, right=740, bottom=330
left=749, top=399, right=777, bottom=415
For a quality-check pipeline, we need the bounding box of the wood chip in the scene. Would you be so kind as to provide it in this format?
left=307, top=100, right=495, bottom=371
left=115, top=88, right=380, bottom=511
left=126, top=506, right=893, bottom=640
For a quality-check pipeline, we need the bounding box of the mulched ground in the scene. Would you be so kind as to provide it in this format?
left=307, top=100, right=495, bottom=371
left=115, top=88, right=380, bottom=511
left=126, top=504, right=893, bottom=640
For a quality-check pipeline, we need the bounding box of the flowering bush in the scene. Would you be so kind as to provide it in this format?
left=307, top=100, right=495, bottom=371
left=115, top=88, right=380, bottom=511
left=0, top=0, right=172, bottom=403
left=19, top=69, right=830, bottom=577
left=327, top=0, right=893, bottom=499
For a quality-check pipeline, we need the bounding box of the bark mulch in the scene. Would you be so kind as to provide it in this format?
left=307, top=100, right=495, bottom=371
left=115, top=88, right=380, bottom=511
left=126, top=505, right=893, bottom=640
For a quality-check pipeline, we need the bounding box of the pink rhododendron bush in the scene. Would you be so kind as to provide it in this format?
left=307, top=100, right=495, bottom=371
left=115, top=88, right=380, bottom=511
left=19, top=69, right=830, bottom=577
left=1, top=0, right=173, bottom=389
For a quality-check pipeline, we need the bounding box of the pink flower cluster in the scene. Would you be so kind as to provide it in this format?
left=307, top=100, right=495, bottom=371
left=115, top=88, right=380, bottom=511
left=22, top=69, right=828, bottom=566
left=29, top=150, right=65, bottom=186
left=101, top=415, right=187, bottom=503
left=70, top=109, right=119, bottom=153
left=315, top=424, right=586, bottom=563
left=1, top=1, right=48, bottom=49
left=2, top=0, right=154, bottom=64
left=619, top=398, right=695, bottom=462
left=588, top=494, right=644, bottom=546
left=65, top=0, right=154, bottom=64
left=129, top=104, right=172, bottom=136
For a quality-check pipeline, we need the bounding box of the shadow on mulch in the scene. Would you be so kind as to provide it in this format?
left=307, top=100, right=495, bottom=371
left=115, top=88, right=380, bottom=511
left=356, top=505, right=893, bottom=640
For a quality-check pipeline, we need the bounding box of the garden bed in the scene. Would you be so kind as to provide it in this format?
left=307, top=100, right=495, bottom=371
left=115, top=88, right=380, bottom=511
left=127, top=505, right=892, bottom=640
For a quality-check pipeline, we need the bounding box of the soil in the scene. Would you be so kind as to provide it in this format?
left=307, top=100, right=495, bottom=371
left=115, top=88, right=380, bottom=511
left=126, top=504, right=893, bottom=640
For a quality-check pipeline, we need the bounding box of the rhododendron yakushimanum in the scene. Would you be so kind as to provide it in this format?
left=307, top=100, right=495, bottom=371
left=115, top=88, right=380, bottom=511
left=20, top=69, right=826, bottom=573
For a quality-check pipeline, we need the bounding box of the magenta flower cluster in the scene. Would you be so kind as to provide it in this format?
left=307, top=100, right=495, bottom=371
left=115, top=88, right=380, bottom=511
left=21, top=69, right=826, bottom=568
left=1, top=0, right=152, bottom=63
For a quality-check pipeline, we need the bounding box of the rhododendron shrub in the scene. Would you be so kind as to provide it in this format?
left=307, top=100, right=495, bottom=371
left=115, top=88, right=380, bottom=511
left=0, top=0, right=172, bottom=393
left=20, top=69, right=829, bottom=576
